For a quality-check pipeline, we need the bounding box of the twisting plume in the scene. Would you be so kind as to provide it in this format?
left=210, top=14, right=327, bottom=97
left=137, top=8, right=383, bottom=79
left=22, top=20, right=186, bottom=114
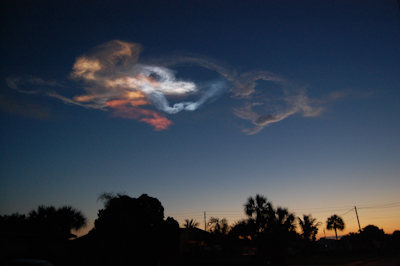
left=6, top=40, right=333, bottom=133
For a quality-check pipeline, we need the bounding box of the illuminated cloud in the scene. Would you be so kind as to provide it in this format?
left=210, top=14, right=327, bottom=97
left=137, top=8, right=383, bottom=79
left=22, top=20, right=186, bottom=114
left=6, top=40, right=331, bottom=133
left=150, top=54, right=326, bottom=134
left=233, top=87, right=324, bottom=134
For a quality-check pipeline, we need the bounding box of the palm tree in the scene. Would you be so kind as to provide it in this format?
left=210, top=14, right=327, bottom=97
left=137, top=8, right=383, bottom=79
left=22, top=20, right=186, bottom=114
left=28, top=205, right=58, bottom=229
left=208, top=217, right=229, bottom=235
left=229, top=219, right=257, bottom=240
left=56, top=206, right=88, bottom=233
left=275, top=207, right=296, bottom=233
left=298, top=214, right=321, bottom=241
left=183, top=219, right=199, bottom=228
left=244, top=194, right=274, bottom=233
left=28, top=205, right=87, bottom=239
left=28, top=205, right=57, bottom=220
left=97, top=191, right=126, bottom=208
left=326, top=214, right=345, bottom=240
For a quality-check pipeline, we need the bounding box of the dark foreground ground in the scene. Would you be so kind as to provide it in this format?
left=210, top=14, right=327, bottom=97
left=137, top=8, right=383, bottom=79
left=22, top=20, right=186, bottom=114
left=345, top=255, right=400, bottom=266
left=181, top=254, right=400, bottom=266
left=286, top=254, right=400, bottom=266
left=2, top=255, right=399, bottom=266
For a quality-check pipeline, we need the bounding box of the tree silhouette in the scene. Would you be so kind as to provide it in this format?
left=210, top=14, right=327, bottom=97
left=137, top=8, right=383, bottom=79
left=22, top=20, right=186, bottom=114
left=56, top=206, right=88, bottom=233
left=208, top=217, right=229, bottom=235
left=242, top=195, right=299, bottom=265
left=28, top=205, right=57, bottom=223
left=274, top=207, right=296, bottom=233
left=0, top=213, right=29, bottom=237
left=326, top=214, right=345, bottom=240
left=362, top=224, right=384, bottom=236
left=183, top=219, right=199, bottom=228
left=97, top=191, right=125, bottom=208
left=90, top=193, right=179, bottom=265
left=94, top=193, right=165, bottom=234
left=0, top=206, right=86, bottom=263
left=28, top=205, right=87, bottom=239
left=229, top=219, right=257, bottom=240
left=0, top=213, right=26, bottom=223
left=244, top=194, right=274, bottom=234
left=298, top=214, right=320, bottom=241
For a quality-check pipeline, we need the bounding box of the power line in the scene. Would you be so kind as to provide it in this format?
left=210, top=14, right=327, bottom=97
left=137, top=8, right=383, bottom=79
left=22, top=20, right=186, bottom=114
left=345, top=217, right=357, bottom=222
left=167, top=201, right=400, bottom=224
left=339, top=208, right=355, bottom=217
left=361, top=215, right=400, bottom=220
left=359, top=205, right=400, bottom=210
left=357, top=202, right=400, bottom=209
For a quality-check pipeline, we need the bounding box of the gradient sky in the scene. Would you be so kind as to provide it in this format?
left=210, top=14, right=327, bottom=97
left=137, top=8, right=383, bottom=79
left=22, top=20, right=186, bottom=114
left=1, top=0, right=399, bottom=239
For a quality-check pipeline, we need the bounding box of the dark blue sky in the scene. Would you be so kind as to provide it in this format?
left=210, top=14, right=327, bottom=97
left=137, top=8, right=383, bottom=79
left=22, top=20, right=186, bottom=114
left=1, top=0, right=400, bottom=237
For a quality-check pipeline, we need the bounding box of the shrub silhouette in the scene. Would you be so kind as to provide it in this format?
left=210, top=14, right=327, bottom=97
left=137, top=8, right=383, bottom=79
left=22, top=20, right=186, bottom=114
left=74, top=193, right=179, bottom=266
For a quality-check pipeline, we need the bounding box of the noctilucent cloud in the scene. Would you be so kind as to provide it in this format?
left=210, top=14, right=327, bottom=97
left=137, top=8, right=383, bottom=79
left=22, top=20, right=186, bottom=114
left=1, top=0, right=399, bottom=238
left=7, top=39, right=324, bottom=134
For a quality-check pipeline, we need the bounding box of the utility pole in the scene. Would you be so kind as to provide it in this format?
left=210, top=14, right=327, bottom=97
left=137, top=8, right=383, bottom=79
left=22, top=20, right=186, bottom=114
left=204, top=211, right=206, bottom=231
left=354, top=206, right=362, bottom=232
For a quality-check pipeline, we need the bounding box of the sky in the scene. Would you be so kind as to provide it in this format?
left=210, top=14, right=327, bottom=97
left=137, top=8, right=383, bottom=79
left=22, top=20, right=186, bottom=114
left=1, top=0, right=400, bottom=239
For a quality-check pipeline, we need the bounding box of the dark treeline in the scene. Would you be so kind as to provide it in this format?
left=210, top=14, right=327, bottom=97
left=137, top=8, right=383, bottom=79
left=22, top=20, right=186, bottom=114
left=1, top=193, right=399, bottom=266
